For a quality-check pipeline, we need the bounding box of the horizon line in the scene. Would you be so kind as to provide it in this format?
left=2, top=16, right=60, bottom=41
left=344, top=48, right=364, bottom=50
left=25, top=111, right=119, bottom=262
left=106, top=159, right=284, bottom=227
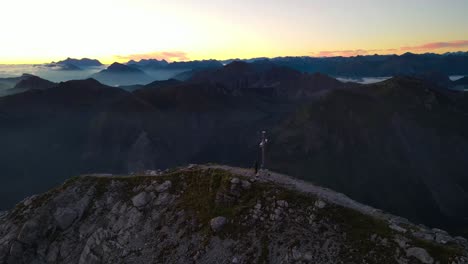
left=1, top=50, right=468, bottom=65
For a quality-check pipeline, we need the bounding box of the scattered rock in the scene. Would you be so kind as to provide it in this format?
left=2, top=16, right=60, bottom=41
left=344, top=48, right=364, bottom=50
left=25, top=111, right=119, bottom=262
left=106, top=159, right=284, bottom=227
left=156, top=181, right=172, bottom=193
left=241, top=180, right=251, bottom=190
left=314, top=200, right=326, bottom=209
left=155, top=192, right=171, bottom=205
left=1, top=166, right=467, bottom=264
left=303, top=251, right=313, bottom=261
left=54, top=208, right=77, bottom=230
left=434, top=230, right=452, bottom=244
left=22, top=195, right=37, bottom=206
left=406, top=247, right=434, bottom=264
left=394, top=236, right=409, bottom=249
left=389, top=224, right=407, bottom=233
left=276, top=200, right=288, bottom=208
left=292, top=248, right=302, bottom=260
left=17, top=220, right=40, bottom=244
left=254, top=203, right=262, bottom=210
left=210, top=216, right=227, bottom=232
left=413, top=231, right=434, bottom=241
left=230, top=178, right=240, bottom=184
left=131, top=192, right=151, bottom=208
left=0, top=211, right=7, bottom=220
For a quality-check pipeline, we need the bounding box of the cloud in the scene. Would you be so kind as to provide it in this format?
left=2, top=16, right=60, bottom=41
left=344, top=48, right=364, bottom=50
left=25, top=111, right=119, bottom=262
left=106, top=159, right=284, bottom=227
left=115, top=51, right=189, bottom=62
left=401, top=40, right=468, bottom=51
left=313, top=40, right=468, bottom=57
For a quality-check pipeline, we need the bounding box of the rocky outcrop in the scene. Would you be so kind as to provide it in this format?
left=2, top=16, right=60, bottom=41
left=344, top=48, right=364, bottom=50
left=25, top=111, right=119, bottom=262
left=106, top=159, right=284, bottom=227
left=210, top=216, right=227, bottom=232
left=0, top=165, right=467, bottom=264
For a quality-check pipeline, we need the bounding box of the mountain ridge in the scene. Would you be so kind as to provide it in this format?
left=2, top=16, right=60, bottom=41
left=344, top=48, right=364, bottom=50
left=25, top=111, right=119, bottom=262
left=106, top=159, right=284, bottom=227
left=91, top=63, right=154, bottom=86
left=0, top=165, right=466, bottom=264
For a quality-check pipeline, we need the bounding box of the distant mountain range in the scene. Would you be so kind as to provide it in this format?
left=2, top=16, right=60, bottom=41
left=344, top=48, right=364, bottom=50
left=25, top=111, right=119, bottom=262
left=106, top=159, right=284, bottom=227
left=126, top=59, right=222, bottom=71
left=46, top=58, right=103, bottom=71
left=265, top=52, right=468, bottom=77
left=121, top=52, right=468, bottom=84
left=1, top=61, right=468, bottom=238
left=21, top=53, right=466, bottom=86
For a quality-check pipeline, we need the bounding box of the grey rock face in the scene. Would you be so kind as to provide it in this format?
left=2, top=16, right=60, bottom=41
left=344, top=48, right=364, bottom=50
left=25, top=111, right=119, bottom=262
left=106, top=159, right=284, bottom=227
left=315, top=200, right=326, bottom=209
left=54, top=208, right=77, bottom=230
left=389, top=224, right=407, bottom=233
left=131, top=192, right=151, bottom=208
left=435, top=231, right=453, bottom=244
left=156, top=180, right=172, bottom=193
left=241, top=180, right=251, bottom=190
left=230, top=178, right=240, bottom=184
left=210, top=216, right=227, bottom=232
left=0, top=166, right=466, bottom=264
left=155, top=192, right=172, bottom=206
left=18, top=220, right=40, bottom=244
left=406, top=247, right=434, bottom=264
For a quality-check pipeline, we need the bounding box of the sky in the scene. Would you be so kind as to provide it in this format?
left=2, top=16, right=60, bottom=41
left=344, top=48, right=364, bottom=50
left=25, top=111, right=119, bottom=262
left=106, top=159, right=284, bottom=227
left=1, top=0, right=468, bottom=64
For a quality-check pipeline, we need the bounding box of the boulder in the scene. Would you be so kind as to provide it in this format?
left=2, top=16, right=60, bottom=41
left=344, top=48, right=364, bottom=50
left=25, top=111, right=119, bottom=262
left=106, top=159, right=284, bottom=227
left=18, top=219, right=40, bottom=244
left=156, top=181, right=172, bottom=193
left=389, top=224, right=407, bottom=233
left=131, top=192, right=151, bottom=208
left=435, top=232, right=452, bottom=244
left=277, top=200, right=289, bottom=208
left=230, top=178, right=240, bottom=184
left=406, top=247, right=434, bottom=264
left=314, top=200, right=326, bottom=209
left=241, top=180, right=251, bottom=190
left=54, top=208, right=77, bottom=230
left=210, top=216, right=227, bottom=232
left=155, top=192, right=171, bottom=205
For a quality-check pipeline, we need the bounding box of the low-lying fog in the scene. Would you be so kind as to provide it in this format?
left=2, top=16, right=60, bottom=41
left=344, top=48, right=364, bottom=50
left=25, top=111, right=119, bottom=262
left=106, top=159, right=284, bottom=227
left=0, top=64, right=104, bottom=81
left=0, top=64, right=466, bottom=90
left=336, top=77, right=392, bottom=84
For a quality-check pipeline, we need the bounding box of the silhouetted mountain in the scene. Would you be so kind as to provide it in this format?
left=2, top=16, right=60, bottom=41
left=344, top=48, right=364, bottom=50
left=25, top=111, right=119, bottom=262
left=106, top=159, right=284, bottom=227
left=0, top=78, right=131, bottom=112
left=12, top=75, right=55, bottom=90
left=117, top=84, right=144, bottom=92
left=0, top=74, right=29, bottom=90
left=118, top=79, right=181, bottom=92
left=167, top=59, right=223, bottom=70
left=269, top=76, right=468, bottom=235
left=127, top=59, right=169, bottom=69
left=411, top=71, right=453, bottom=88
left=0, top=74, right=55, bottom=96
left=190, top=61, right=346, bottom=98
left=54, top=57, right=103, bottom=67
left=250, top=53, right=468, bottom=77
left=126, top=59, right=223, bottom=71
left=107, top=62, right=144, bottom=73
left=91, top=63, right=154, bottom=86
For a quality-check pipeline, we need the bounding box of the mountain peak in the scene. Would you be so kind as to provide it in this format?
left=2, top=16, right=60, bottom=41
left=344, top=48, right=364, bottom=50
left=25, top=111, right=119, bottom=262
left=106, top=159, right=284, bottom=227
left=12, top=75, right=55, bottom=90
left=1, top=165, right=466, bottom=263
left=107, top=62, right=142, bottom=73
left=55, top=58, right=103, bottom=67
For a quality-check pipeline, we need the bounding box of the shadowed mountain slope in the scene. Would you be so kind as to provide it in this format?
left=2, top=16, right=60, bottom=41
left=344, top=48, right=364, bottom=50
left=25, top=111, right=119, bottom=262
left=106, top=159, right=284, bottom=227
left=1, top=64, right=468, bottom=238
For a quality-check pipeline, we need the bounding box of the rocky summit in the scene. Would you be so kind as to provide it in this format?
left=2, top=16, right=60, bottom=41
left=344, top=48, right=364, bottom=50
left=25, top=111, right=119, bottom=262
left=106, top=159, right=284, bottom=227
left=0, top=165, right=467, bottom=264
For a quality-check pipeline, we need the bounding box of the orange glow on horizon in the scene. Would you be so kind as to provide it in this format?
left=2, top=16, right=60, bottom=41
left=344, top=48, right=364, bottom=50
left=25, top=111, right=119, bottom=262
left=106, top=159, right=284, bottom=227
left=1, top=1, right=467, bottom=64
